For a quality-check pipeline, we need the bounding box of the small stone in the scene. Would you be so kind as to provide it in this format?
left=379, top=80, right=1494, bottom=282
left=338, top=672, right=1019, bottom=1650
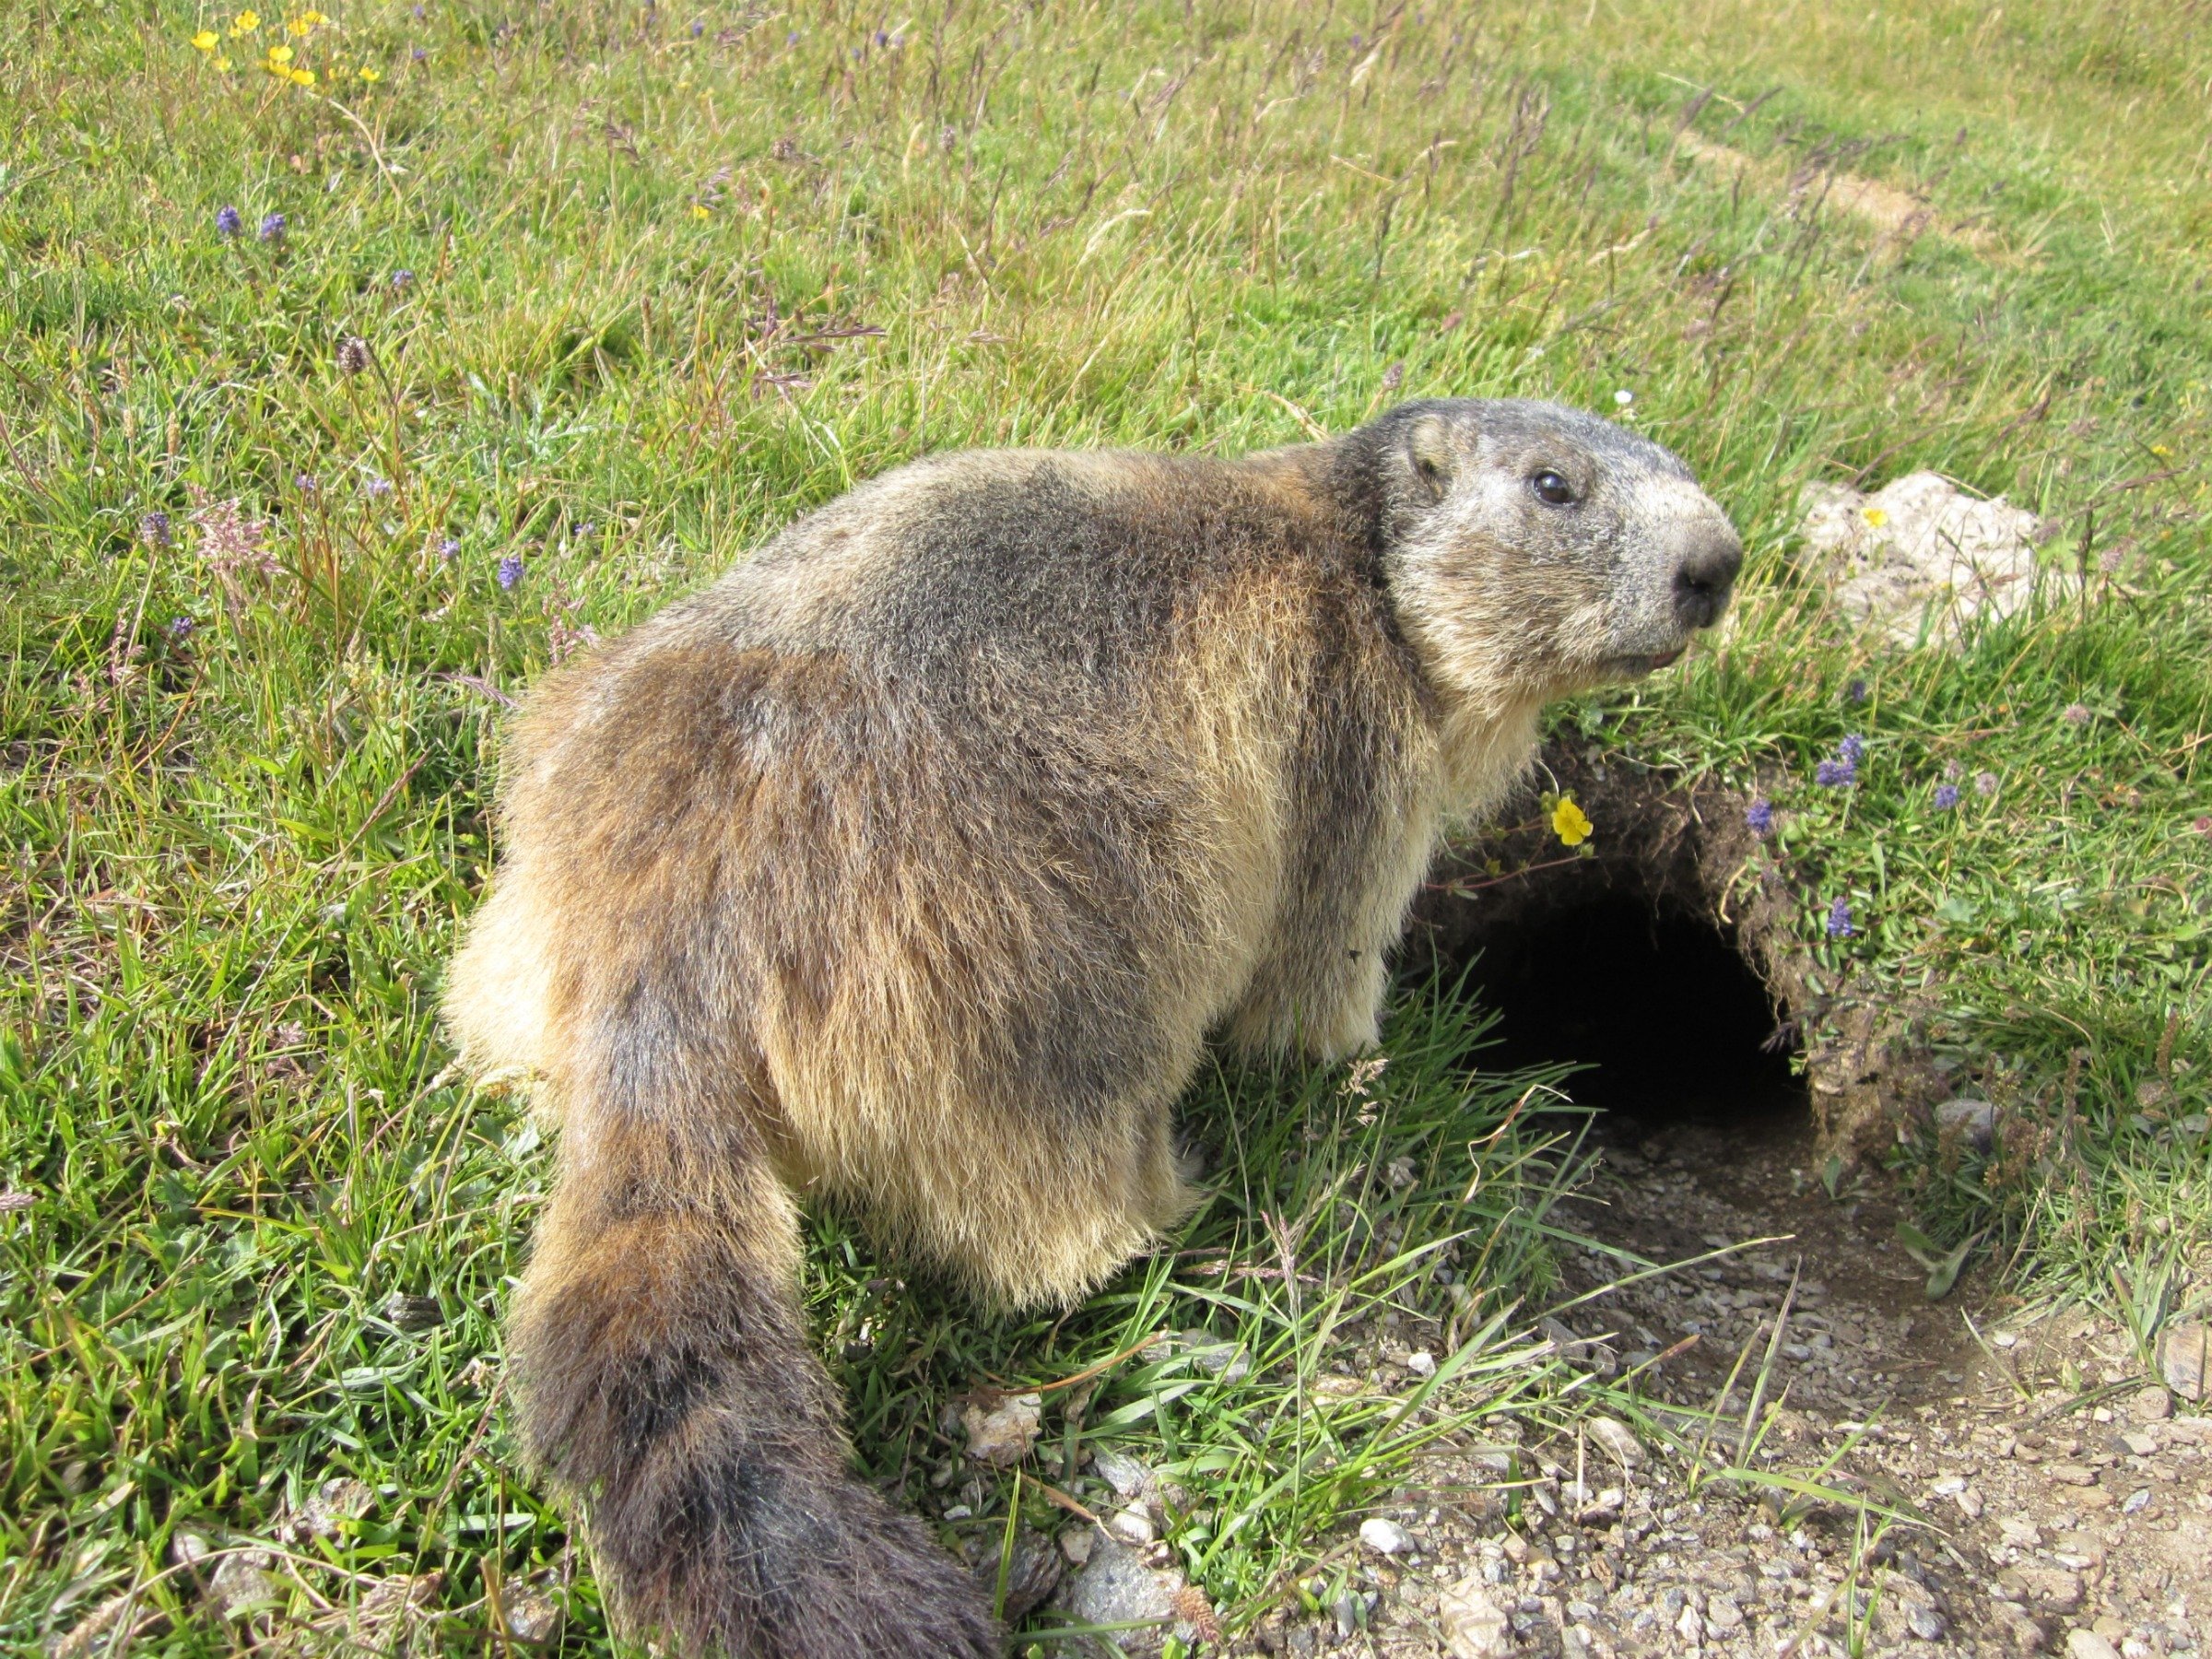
left=2006, top=1566, right=2083, bottom=1612
left=1908, top=1601, right=1947, bottom=1641
left=962, top=1393, right=1043, bottom=1467
left=1090, top=1445, right=1153, bottom=1499
left=1059, top=1528, right=1094, bottom=1566
left=2132, top=1386, right=2172, bottom=1422
left=1585, top=1417, right=1645, bottom=1469
left=169, top=1532, right=215, bottom=1573
left=1675, top=1604, right=1703, bottom=1641
left=1705, top=1595, right=1744, bottom=1632
left=1059, top=1537, right=1182, bottom=1653
left=2157, top=1323, right=2208, bottom=1402
left=1406, top=1350, right=1438, bottom=1379
left=1359, top=1517, right=1414, bottom=1556
left=1438, top=1575, right=1514, bottom=1658
left=504, top=1587, right=562, bottom=1644
left=1107, top=1505, right=1156, bottom=1547
left=982, top=1527, right=1065, bottom=1622
left=207, top=1550, right=280, bottom=1620
left=291, top=1476, right=374, bottom=1539
left=2067, top=1631, right=2122, bottom=1659
left=1936, top=1097, right=1996, bottom=1148
left=2048, top=1462, right=2098, bottom=1486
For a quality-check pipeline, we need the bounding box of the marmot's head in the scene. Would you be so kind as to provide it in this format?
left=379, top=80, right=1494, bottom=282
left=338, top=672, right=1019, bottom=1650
left=1340, top=398, right=1741, bottom=707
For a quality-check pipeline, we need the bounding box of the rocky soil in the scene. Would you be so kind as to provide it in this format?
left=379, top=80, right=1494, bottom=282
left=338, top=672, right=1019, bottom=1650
left=1044, top=1102, right=2212, bottom=1659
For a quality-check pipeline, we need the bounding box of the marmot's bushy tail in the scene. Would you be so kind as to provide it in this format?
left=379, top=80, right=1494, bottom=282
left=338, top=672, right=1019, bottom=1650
left=511, top=1106, right=1002, bottom=1657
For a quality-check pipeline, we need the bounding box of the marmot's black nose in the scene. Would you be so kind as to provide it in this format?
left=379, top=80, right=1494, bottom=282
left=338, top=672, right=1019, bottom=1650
left=1673, top=530, right=1743, bottom=629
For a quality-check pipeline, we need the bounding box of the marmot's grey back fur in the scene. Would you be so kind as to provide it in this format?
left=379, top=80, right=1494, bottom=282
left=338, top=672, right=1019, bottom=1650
left=445, top=399, right=1740, bottom=1656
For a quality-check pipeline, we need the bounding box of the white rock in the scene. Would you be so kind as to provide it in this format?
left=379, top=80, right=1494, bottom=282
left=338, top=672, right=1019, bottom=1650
left=961, top=1393, right=1043, bottom=1466
left=1798, top=473, right=2065, bottom=648
left=1585, top=1416, right=1646, bottom=1469
left=2067, top=1631, right=2122, bottom=1659
left=1359, top=1517, right=1414, bottom=1555
left=1058, top=1527, right=1094, bottom=1566
left=1106, top=1505, right=1156, bottom=1547
left=1438, top=1574, right=1514, bottom=1658
left=1406, top=1350, right=1438, bottom=1379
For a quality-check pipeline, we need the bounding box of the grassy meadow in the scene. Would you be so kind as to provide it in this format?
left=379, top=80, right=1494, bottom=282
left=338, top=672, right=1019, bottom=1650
left=2, top=0, right=2208, bottom=1650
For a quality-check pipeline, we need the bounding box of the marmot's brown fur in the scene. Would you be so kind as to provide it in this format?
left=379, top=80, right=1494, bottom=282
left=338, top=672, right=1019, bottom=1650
left=444, top=399, right=1740, bottom=1656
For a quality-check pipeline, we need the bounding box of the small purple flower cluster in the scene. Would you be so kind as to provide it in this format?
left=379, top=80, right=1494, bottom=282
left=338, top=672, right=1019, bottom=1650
left=140, top=511, right=173, bottom=549
left=1933, top=782, right=1960, bottom=811
left=1826, top=897, right=1854, bottom=938
left=497, top=554, right=525, bottom=591
left=216, top=205, right=243, bottom=239
left=260, top=212, right=287, bottom=244
left=1745, top=797, right=1774, bottom=838
left=1815, top=733, right=1865, bottom=788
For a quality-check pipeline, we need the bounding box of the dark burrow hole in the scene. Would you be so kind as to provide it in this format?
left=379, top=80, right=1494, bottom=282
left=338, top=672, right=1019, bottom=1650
left=1437, top=883, right=1810, bottom=1155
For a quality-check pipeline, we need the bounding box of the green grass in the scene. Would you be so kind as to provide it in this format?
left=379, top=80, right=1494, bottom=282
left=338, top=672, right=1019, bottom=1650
left=2, top=0, right=2208, bottom=1650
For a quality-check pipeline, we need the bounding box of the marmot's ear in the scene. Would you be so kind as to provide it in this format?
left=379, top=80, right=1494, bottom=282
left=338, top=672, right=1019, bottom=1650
left=1406, top=414, right=1456, bottom=504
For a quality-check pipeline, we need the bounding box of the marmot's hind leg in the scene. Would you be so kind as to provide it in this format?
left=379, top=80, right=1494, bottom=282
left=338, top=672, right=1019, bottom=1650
left=888, top=1089, right=1201, bottom=1312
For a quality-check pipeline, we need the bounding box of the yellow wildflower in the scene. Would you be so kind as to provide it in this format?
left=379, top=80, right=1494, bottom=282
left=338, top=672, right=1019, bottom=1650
left=290, top=65, right=316, bottom=86
left=300, top=6, right=325, bottom=19
left=193, top=28, right=220, bottom=50
left=230, top=8, right=260, bottom=32
left=214, top=53, right=232, bottom=69
left=359, top=66, right=381, bottom=82
left=2151, top=443, right=2173, bottom=458
left=1861, top=506, right=1888, bottom=529
left=1551, top=796, right=1594, bottom=848
left=288, top=14, right=311, bottom=33
left=690, top=201, right=712, bottom=219
left=266, top=41, right=292, bottom=64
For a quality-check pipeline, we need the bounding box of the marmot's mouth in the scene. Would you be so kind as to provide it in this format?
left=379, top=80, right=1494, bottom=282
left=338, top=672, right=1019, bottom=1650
left=1605, top=647, right=1686, bottom=677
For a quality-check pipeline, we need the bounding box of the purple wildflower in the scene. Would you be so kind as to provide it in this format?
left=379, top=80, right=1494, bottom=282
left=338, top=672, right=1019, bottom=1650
left=1840, top=733, right=1865, bottom=765
left=364, top=475, right=394, bottom=499
left=692, top=20, right=706, bottom=36
left=1815, top=758, right=1856, bottom=788
left=1933, top=783, right=1960, bottom=811
left=786, top=29, right=800, bottom=42
left=295, top=473, right=319, bottom=493
left=412, top=45, right=429, bottom=61
left=1826, top=898, right=1854, bottom=939
left=439, top=537, right=461, bottom=560
left=1846, top=677, right=1867, bottom=704
left=393, top=269, right=416, bottom=289
left=497, top=554, right=525, bottom=591
left=168, top=616, right=195, bottom=641
left=2062, top=701, right=2091, bottom=726
left=259, top=212, right=287, bottom=243
left=140, top=511, right=173, bottom=549
left=1974, top=771, right=2000, bottom=797
left=1745, top=798, right=1774, bottom=838
left=875, top=29, right=888, bottom=44
left=336, top=335, right=371, bottom=376
left=216, top=205, right=243, bottom=239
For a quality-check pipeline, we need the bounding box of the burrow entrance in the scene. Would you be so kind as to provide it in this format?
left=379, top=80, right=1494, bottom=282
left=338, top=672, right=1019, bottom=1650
left=1412, top=747, right=1813, bottom=1154
left=1411, top=747, right=1984, bottom=1406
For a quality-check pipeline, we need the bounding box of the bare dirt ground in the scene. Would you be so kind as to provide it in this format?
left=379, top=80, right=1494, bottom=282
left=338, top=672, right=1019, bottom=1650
left=1235, top=1102, right=2212, bottom=1659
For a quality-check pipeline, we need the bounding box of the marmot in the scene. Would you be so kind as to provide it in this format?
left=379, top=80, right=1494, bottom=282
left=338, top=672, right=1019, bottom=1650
left=444, top=399, right=1740, bottom=1657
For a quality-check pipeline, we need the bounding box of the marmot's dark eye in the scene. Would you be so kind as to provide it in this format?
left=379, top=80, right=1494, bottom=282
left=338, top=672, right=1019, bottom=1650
left=1530, top=470, right=1575, bottom=506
